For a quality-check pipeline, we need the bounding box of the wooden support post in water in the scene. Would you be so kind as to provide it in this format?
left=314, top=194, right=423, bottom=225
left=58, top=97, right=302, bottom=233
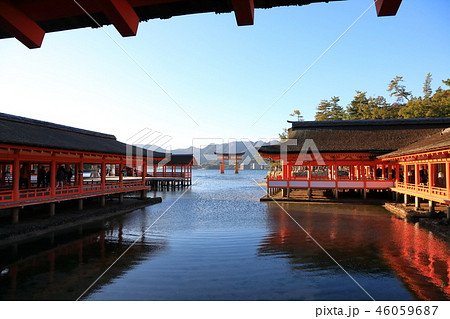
left=12, top=207, right=19, bottom=224
left=78, top=199, right=83, bottom=211
left=100, top=196, right=106, bottom=207
left=235, top=157, right=238, bottom=174
left=119, top=193, right=124, bottom=203
left=447, top=206, right=450, bottom=219
left=415, top=196, right=420, bottom=209
left=307, top=188, right=312, bottom=200
left=140, top=189, right=146, bottom=199
left=363, top=189, right=367, bottom=200
left=428, top=200, right=435, bottom=213
left=49, top=203, right=55, bottom=216
left=404, top=194, right=409, bottom=205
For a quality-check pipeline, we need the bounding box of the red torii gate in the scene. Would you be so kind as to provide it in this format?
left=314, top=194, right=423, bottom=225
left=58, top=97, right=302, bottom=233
left=214, top=152, right=245, bottom=174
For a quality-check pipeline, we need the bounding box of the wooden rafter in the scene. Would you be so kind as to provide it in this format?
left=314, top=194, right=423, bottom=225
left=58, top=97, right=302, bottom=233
left=0, top=0, right=45, bottom=48
left=98, top=0, right=139, bottom=36
left=231, top=0, right=254, bottom=26
left=375, top=0, right=403, bottom=17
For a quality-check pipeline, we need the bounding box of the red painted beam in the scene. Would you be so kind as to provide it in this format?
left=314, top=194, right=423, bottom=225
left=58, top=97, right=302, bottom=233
left=375, top=0, right=402, bottom=17
left=98, top=0, right=139, bottom=36
left=232, top=0, right=254, bottom=26
left=0, top=0, right=45, bottom=48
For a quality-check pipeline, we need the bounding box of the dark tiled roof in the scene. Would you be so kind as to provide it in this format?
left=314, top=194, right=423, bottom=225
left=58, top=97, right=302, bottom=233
left=156, top=154, right=195, bottom=165
left=0, top=112, right=165, bottom=158
left=259, top=118, right=450, bottom=155
left=379, top=129, right=450, bottom=158
left=0, top=1, right=343, bottom=40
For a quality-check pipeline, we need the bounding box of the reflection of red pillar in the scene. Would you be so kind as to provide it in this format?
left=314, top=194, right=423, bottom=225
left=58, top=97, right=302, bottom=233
left=220, top=157, right=224, bottom=174
left=235, top=157, right=238, bottom=174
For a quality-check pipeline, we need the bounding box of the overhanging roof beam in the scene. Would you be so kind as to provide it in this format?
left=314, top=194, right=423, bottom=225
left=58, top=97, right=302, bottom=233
left=375, top=0, right=402, bottom=17
left=98, top=0, right=139, bottom=36
left=0, top=0, right=45, bottom=48
left=232, top=0, right=254, bottom=26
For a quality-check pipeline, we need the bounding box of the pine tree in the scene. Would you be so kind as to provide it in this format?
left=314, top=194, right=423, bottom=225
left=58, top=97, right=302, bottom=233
left=346, top=91, right=369, bottom=120
left=328, top=96, right=344, bottom=120
left=315, top=99, right=331, bottom=121
left=290, top=110, right=304, bottom=121
left=388, top=76, right=412, bottom=103
left=423, top=73, right=433, bottom=99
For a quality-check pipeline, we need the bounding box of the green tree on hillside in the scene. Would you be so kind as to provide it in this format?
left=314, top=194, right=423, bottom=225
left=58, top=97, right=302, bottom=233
left=399, top=76, right=450, bottom=118
left=310, top=74, right=449, bottom=123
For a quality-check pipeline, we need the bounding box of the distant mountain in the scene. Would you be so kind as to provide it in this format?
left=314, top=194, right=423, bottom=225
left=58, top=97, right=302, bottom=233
left=136, top=140, right=278, bottom=169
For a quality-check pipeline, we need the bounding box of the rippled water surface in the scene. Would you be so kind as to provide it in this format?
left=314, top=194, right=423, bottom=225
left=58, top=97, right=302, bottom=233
left=0, top=170, right=449, bottom=300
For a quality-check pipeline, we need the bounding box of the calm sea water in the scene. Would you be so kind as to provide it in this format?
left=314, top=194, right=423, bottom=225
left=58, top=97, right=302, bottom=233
left=0, top=170, right=449, bottom=300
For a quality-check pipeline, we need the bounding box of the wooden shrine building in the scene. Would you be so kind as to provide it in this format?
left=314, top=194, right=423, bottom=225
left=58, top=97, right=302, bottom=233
left=258, top=118, right=450, bottom=200
left=149, top=154, right=196, bottom=188
left=379, top=128, right=450, bottom=214
left=0, top=0, right=402, bottom=49
left=0, top=112, right=166, bottom=223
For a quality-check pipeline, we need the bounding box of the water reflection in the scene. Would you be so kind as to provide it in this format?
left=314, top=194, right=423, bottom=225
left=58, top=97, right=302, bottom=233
left=261, top=203, right=450, bottom=300
left=0, top=218, right=166, bottom=300
left=381, top=218, right=450, bottom=300
left=0, top=170, right=449, bottom=300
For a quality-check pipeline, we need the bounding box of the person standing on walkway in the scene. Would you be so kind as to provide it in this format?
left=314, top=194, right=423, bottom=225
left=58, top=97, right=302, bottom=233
left=56, top=165, right=66, bottom=188
left=37, top=165, right=46, bottom=188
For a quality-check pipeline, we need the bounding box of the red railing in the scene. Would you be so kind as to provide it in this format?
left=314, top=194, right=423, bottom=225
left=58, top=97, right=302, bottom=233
left=0, top=189, right=13, bottom=202
left=395, top=181, right=448, bottom=201
left=0, top=179, right=149, bottom=208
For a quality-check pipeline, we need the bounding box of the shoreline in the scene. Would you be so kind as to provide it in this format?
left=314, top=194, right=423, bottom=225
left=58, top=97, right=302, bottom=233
left=0, top=196, right=162, bottom=247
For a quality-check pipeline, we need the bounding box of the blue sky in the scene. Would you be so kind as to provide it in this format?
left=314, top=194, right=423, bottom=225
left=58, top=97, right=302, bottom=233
left=1, top=0, right=449, bottom=149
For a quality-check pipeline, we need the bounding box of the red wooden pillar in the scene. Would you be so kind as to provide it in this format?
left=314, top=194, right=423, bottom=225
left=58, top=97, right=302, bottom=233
left=446, top=162, right=450, bottom=197
left=395, top=164, right=400, bottom=183
left=220, top=156, right=225, bottom=174
left=414, top=163, right=419, bottom=191
left=12, top=152, right=20, bottom=201
left=362, top=163, right=367, bottom=197
left=101, top=159, right=106, bottom=191
left=142, top=157, right=147, bottom=186
left=78, top=156, right=84, bottom=192
left=429, top=163, right=435, bottom=188
left=119, top=163, right=124, bottom=188
left=234, top=156, right=238, bottom=174
left=50, top=156, right=56, bottom=197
